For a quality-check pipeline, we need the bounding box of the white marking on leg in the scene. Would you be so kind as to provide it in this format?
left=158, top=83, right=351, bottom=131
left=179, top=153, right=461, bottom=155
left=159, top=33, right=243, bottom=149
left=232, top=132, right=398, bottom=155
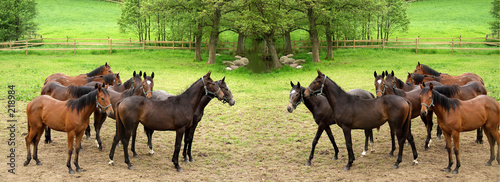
left=427, top=139, right=432, bottom=148
left=108, top=160, right=114, bottom=165
left=361, top=150, right=367, bottom=156
left=413, top=160, right=419, bottom=165
left=149, top=149, right=155, bottom=155
left=95, top=140, right=99, bottom=148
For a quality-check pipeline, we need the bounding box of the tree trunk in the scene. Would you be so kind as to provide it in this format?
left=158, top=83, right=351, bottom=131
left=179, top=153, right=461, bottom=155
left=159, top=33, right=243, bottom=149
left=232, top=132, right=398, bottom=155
left=194, top=23, right=203, bottom=61
left=325, top=22, right=333, bottom=60
left=265, top=34, right=282, bottom=69
left=283, top=31, right=293, bottom=54
left=236, top=33, right=246, bottom=56
left=206, top=5, right=222, bottom=64
left=307, top=7, right=321, bottom=63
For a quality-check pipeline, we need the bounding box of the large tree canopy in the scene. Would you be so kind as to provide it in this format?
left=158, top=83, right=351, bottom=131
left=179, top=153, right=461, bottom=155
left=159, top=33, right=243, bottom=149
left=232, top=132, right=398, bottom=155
left=0, top=0, right=38, bottom=41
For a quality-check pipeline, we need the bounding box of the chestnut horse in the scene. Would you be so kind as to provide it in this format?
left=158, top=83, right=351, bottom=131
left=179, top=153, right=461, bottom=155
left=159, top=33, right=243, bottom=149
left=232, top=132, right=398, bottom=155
left=140, top=78, right=235, bottom=163
left=25, top=84, right=113, bottom=174
left=287, top=82, right=376, bottom=166
left=109, top=72, right=224, bottom=172
left=419, top=83, right=500, bottom=174
left=44, top=63, right=112, bottom=85
left=413, top=62, right=484, bottom=85
left=304, top=70, right=417, bottom=170
left=85, top=73, right=122, bottom=87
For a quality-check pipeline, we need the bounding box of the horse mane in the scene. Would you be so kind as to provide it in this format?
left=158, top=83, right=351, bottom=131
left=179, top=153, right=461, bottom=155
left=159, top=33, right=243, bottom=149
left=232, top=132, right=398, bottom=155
left=392, top=87, right=407, bottom=97
left=121, top=87, right=136, bottom=97
left=66, top=89, right=107, bottom=113
left=67, top=85, right=95, bottom=98
left=420, top=88, right=461, bottom=112
left=122, top=78, right=133, bottom=89
left=325, top=76, right=352, bottom=100
left=87, top=74, right=115, bottom=84
left=394, top=77, right=406, bottom=88
left=433, top=84, right=460, bottom=98
left=86, top=65, right=107, bottom=77
left=420, top=64, right=441, bottom=76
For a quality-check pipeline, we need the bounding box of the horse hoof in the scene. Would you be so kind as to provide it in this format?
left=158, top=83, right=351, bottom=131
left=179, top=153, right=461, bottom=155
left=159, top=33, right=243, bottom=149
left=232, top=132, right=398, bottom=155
left=189, top=158, right=195, bottom=162
left=306, top=161, right=311, bottom=166
left=76, top=168, right=82, bottom=173
left=485, top=162, right=492, bottom=166
left=343, top=166, right=350, bottom=170
left=184, top=159, right=190, bottom=163
left=412, top=160, right=419, bottom=165
left=476, top=140, right=483, bottom=144
left=445, top=168, right=451, bottom=172
left=86, top=136, right=91, bottom=140
left=36, top=161, right=43, bottom=165
left=436, top=136, right=441, bottom=140
left=128, top=166, right=134, bottom=170
left=45, top=140, right=52, bottom=144
left=108, top=160, right=114, bottom=166
left=332, top=156, right=338, bottom=160
left=177, top=167, right=183, bottom=172
left=388, top=153, right=394, bottom=157
left=24, top=160, right=30, bottom=166
left=361, top=151, right=367, bottom=157
left=69, top=170, right=75, bottom=174
left=133, top=154, right=138, bottom=158
left=452, top=170, right=458, bottom=174
left=393, top=165, right=399, bottom=169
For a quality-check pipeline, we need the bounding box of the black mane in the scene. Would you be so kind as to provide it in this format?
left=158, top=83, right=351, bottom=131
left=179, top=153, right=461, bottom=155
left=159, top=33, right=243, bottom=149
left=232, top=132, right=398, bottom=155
left=433, top=84, right=460, bottom=98
left=66, top=89, right=104, bottom=113
left=420, top=64, right=441, bottom=76
left=122, top=78, right=134, bottom=89
left=87, top=74, right=115, bottom=84
left=86, top=65, right=107, bottom=77
left=67, top=85, right=95, bottom=98
left=394, top=77, right=408, bottom=88
left=420, top=88, right=461, bottom=113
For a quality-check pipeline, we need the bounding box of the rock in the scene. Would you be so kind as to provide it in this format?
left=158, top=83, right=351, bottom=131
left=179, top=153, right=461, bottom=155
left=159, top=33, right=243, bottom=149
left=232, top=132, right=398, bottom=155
left=294, top=59, right=306, bottom=64
left=280, top=56, right=288, bottom=64
left=289, top=63, right=299, bottom=68
left=286, top=54, right=294, bottom=57
left=284, top=58, right=295, bottom=65
left=240, top=57, right=249, bottom=65
left=235, top=55, right=242, bottom=59
left=223, top=61, right=234, bottom=67
left=226, top=67, right=233, bottom=71
left=216, top=53, right=221, bottom=56
left=233, top=59, right=245, bottom=67
left=307, top=52, right=312, bottom=54
left=230, top=65, right=239, bottom=70
left=296, top=65, right=303, bottom=69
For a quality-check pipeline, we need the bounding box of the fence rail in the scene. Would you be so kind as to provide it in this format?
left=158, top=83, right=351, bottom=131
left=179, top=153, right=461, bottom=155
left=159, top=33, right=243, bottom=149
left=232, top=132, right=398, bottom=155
left=0, top=35, right=498, bottom=55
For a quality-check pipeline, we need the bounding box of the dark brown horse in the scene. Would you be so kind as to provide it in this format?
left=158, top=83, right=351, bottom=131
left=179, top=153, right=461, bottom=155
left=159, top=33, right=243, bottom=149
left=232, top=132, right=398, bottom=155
left=287, top=82, right=375, bottom=166
left=413, top=62, right=484, bottom=85
left=92, top=72, right=154, bottom=150
left=419, top=83, right=500, bottom=174
left=25, top=84, right=113, bottom=174
left=109, top=72, right=224, bottom=172
left=44, top=63, right=112, bottom=85
left=140, top=78, right=235, bottom=163
left=85, top=73, right=122, bottom=87
left=304, top=70, right=417, bottom=170
left=109, top=71, right=143, bottom=92
left=384, top=70, right=442, bottom=92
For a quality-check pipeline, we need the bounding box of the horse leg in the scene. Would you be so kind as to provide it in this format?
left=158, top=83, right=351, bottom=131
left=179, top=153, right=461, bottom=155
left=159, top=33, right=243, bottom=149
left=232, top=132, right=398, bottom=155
left=436, top=125, right=442, bottom=140
left=121, top=130, right=133, bottom=170
left=407, top=129, right=419, bottom=165
left=341, top=126, right=354, bottom=170
left=24, top=125, right=36, bottom=166
left=108, top=132, right=121, bottom=166
left=44, top=126, right=52, bottom=144
left=74, top=131, right=84, bottom=173
left=389, top=126, right=396, bottom=156
left=183, top=126, right=195, bottom=163
left=33, top=125, right=45, bottom=165
left=484, top=129, right=495, bottom=166
left=145, top=127, right=155, bottom=155
left=325, top=126, right=339, bottom=160
left=67, top=132, right=75, bottom=174
left=421, top=114, right=432, bottom=150
left=443, top=131, right=453, bottom=173
left=476, top=127, right=483, bottom=144
left=306, top=126, right=324, bottom=166
left=85, top=126, right=91, bottom=140
left=393, top=127, right=405, bottom=169
left=451, top=131, right=461, bottom=174
left=362, top=129, right=372, bottom=157
left=131, top=125, right=139, bottom=157
left=186, top=122, right=199, bottom=162
left=94, top=112, right=106, bottom=151
left=172, top=128, right=185, bottom=172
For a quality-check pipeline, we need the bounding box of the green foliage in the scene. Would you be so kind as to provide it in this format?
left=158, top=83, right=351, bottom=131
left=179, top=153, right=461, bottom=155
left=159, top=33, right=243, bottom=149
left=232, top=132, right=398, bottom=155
left=489, top=0, right=500, bottom=36
left=0, top=0, right=38, bottom=41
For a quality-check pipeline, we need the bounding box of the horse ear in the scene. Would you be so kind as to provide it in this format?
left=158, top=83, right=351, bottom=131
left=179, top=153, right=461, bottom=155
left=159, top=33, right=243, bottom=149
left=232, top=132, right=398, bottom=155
left=221, top=76, right=225, bottom=83
left=417, top=62, right=421, bottom=66
left=151, top=72, right=154, bottom=79
left=206, top=71, right=212, bottom=78
left=317, top=70, right=323, bottom=76
left=105, top=62, right=108, bottom=66
left=290, top=81, right=294, bottom=87
left=391, top=70, right=394, bottom=76
left=384, top=70, right=388, bottom=76
left=429, top=83, right=434, bottom=90
left=143, top=72, right=147, bottom=80
left=374, top=71, right=377, bottom=78
left=382, top=71, right=385, bottom=78
left=133, top=71, right=136, bottom=77
left=297, top=81, right=301, bottom=88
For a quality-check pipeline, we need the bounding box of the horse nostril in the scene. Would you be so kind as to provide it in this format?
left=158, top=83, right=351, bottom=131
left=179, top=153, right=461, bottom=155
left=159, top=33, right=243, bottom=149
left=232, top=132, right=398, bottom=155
left=287, top=107, right=293, bottom=113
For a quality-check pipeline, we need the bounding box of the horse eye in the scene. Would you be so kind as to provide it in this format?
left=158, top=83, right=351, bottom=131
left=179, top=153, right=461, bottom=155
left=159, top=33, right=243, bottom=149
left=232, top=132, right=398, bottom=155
left=101, top=98, right=104, bottom=101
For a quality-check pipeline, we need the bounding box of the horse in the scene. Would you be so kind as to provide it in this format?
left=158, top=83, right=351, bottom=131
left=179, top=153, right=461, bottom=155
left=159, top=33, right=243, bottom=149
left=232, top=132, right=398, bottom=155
left=110, top=71, right=143, bottom=92
left=40, top=82, right=96, bottom=144
left=430, top=81, right=487, bottom=143
left=108, top=72, right=224, bottom=172
left=91, top=72, right=154, bottom=150
left=24, top=84, right=113, bottom=174
left=303, top=70, right=418, bottom=170
left=413, top=62, right=484, bottom=85
left=85, top=73, right=122, bottom=87
left=140, top=78, right=235, bottom=163
left=287, top=82, right=376, bottom=166
left=44, top=63, right=112, bottom=85
left=384, top=70, right=442, bottom=92
left=375, top=71, right=436, bottom=150
left=419, top=83, right=500, bottom=174
left=409, top=72, right=480, bottom=87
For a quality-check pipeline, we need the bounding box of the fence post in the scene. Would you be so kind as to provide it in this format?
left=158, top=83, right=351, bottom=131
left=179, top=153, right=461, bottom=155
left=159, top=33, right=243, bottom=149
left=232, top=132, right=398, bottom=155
left=189, top=39, right=192, bottom=50
left=67, top=36, right=69, bottom=47
left=25, top=39, right=28, bottom=55
left=459, top=35, right=462, bottom=46
left=110, top=39, right=112, bottom=54
left=415, top=36, right=419, bottom=54
left=182, top=38, right=184, bottom=49
left=451, top=39, right=454, bottom=54
left=9, top=40, right=12, bottom=49
left=173, top=40, right=175, bottom=50
left=371, top=37, right=373, bottom=47
left=41, top=35, right=43, bottom=43
left=485, top=35, right=488, bottom=42
left=130, top=38, right=132, bottom=46
left=155, top=38, right=157, bottom=47
left=382, top=39, right=385, bottom=51
left=74, top=40, right=76, bottom=54
left=142, top=40, right=145, bottom=51
left=353, top=38, right=355, bottom=49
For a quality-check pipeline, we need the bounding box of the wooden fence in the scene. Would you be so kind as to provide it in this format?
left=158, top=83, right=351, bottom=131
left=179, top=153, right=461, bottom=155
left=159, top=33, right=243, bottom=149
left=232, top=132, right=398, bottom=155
left=0, top=35, right=498, bottom=55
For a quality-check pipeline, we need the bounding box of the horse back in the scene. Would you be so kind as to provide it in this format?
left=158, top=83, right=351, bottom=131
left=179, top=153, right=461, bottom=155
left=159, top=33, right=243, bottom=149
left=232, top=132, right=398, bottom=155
left=27, top=95, right=75, bottom=132
left=453, top=95, right=499, bottom=131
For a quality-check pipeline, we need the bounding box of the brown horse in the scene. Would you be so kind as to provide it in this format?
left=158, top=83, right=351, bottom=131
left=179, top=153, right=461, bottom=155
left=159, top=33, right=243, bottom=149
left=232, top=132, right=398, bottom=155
left=44, top=63, right=112, bottom=85
left=384, top=70, right=442, bottom=92
left=419, top=83, right=500, bottom=174
left=413, top=62, right=484, bottom=85
left=304, top=70, right=417, bottom=170
left=110, top=71, right=143, bottom=92
left=109, top=72, right=224, bottom=172
left=140, top=78, right=235, bottom=163
left=85, top=73, right=122, bottom=87
left=25, top=84, right=113, bottom=174
left=91, top=72, right=154, bottom=150
left=287, top=82, right=375, bottom=166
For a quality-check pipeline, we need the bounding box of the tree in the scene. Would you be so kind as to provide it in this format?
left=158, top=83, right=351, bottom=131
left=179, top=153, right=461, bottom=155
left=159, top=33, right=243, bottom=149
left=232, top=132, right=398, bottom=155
left=0, top=0, right=38, bottom=41
left=489, top=0, right=500, bottom=37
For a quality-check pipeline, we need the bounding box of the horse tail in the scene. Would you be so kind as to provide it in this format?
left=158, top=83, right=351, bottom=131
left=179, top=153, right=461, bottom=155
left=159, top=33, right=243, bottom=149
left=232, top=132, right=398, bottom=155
left=404, top=100, right=412, bottom=135
left=115, top=101, right=125, bottom=138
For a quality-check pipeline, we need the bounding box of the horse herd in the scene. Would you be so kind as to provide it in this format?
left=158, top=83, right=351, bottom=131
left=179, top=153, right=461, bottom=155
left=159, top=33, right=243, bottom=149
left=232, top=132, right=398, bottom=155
left=23, top=62, right=499, bottom=175
left=287, top=63, right=499, bottom=174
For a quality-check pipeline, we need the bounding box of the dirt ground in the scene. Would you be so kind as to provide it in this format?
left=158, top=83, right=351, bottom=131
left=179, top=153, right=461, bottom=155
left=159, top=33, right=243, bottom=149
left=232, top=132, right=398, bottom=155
left=1, top=101, right=499, bottom=182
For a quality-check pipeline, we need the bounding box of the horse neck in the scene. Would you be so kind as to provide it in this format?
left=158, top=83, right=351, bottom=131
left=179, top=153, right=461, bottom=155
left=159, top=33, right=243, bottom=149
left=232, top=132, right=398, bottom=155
left=323, top=78, right=348, bottom=106
left=300, top=87, right=317, bottom=112
left=178, top=79, right=207, bottom=112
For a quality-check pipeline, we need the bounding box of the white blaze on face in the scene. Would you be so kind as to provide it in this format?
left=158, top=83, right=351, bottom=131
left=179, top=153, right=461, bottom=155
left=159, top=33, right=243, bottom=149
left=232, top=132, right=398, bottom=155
left=290, top=90, right=296, bottom=96
left=377, top=79, right=382, bottom=84
left=146, top=80, right=151, bottom=86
